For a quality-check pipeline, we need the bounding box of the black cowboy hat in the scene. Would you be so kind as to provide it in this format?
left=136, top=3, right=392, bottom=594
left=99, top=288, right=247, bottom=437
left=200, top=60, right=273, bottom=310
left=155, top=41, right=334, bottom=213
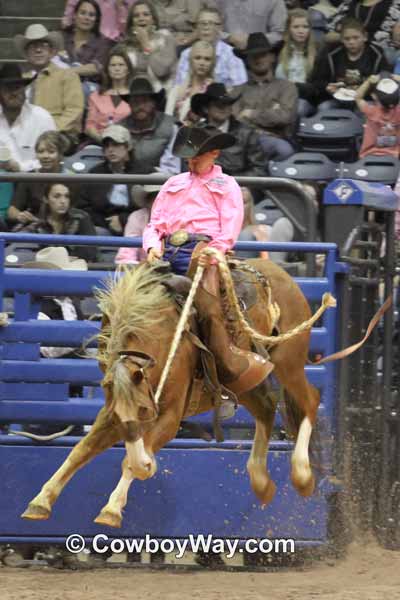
left=191, top=82, right=241, bottom=116
left=127, top=77, right=166, bottom=106
left=0, top=63, right=35, bottom=87
left=172, top=125, right=235, bottom=159
left=233, top=32, right=281, bottom=61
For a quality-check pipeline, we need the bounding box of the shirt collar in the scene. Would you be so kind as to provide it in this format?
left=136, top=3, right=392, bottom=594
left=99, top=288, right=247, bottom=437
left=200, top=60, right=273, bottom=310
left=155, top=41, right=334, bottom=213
left=190, top=164, right=222, bottom=183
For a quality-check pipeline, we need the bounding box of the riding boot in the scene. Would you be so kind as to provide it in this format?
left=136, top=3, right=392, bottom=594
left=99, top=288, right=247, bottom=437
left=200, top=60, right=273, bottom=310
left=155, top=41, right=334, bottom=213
left=195, top=266, right=274, bottom=397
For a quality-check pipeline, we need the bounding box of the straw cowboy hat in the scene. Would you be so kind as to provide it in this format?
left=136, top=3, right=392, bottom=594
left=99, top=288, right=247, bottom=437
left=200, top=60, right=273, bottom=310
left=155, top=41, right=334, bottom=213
left=23, top=247, right=88, bottom=271
left=0, top=63, right=35, bottom=87
left=191, top=82, right=241, bottom=116
left=15, top=24, right=63, bottom=56
left=172, top=125, right=235, bottom=159
left=233, top=32, right=281, bottom=61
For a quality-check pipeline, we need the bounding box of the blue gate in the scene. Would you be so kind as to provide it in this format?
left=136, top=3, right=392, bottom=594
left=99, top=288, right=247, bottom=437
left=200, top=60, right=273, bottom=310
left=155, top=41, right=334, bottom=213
left=0, top=235, right=345, bottom=548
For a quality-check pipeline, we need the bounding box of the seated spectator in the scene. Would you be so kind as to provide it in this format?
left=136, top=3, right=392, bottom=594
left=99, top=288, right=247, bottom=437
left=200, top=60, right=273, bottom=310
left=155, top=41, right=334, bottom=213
left=174, top=7, right=247, bottom=89
left=237, top=186, right=294, bottom=264
left=77, top=124, right=138, bottom=234
left=309, top=17, right=390, bottom=110
left=15, top=24, right=84, bottom=153
left=190, top=83, right=266, bottom=176
left=120, top=1, right=177, bottom=92
left=85, top=48, right=133, bottom=142
left=232, top=33, right=298, bottom=162
left=62, top=0, right=136, bottom=41
left=8, top=131, right=75, bottom=228
left=166, top=40, right=215, bottom=123
left=121, top=77, right=180, bottom=173
left=115, top=179, right=160, bottom=264
left=327, top=0, right=400, bottom=48
left=0, top=63, right=56, bottom=172
left=57, top=0, right=113, bottom=97
left=217, top=0, right=287, bottom=49
left=383, top=20, right=400, bottom=67
left=23, top=183, right=98, bottom=262
left=355, top=74, right=400, bottom=158
left=148, top=0, right=213, bottom=46
left=275, top=8, right=318, bottom=116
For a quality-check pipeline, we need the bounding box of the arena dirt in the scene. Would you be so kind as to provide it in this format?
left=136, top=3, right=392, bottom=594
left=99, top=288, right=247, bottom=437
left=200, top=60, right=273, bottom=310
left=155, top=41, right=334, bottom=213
left=1, top=540, right=399, bottom=600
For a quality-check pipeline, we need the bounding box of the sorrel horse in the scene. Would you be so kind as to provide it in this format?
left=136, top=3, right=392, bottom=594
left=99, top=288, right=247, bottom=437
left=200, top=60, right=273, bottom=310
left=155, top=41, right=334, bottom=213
left=22, top=259, right=322, bottom=528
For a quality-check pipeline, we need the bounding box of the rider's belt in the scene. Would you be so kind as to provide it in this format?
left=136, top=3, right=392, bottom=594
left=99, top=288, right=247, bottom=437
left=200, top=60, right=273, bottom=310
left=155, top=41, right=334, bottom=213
left=166, top=230, right=211, bottom=247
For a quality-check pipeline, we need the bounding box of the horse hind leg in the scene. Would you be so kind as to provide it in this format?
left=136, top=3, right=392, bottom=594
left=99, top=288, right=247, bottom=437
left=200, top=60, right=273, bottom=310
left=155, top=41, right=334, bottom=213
left=241, top=383, right=278, bottom=505
left=274, top=360, right=320, bottom=497
left=21, top=408, right=122, bottom=521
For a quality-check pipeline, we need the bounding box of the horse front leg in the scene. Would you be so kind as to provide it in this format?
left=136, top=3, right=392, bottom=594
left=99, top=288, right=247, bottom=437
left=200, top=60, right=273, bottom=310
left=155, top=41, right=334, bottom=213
left=93, top=406, right=184, bottom=528
left=21, top=408, right=122, bottom=521
left=94, top=455, right=133, bottom=529
left=241, top=384, right=278, bottom=505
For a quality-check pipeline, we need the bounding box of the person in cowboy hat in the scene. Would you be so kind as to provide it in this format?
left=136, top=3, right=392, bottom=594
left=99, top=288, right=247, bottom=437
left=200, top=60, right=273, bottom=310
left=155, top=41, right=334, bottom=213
left=190, top=82, right=266, bottom=177
left=0, top=63, right=56, bottom=173
left=15, top=24, right=84, bottom=152
left=143, top=125, right=273, bottom=406
left=121, top=76, right=180, bottom=174
left=232, top=32, right=298, bottom=162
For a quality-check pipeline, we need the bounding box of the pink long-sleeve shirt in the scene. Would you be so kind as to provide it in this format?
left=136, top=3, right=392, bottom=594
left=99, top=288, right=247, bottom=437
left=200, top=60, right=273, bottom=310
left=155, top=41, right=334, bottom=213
left=142, top=165, right=244, bottom=254
left=63, top=0, right=136, bottom=41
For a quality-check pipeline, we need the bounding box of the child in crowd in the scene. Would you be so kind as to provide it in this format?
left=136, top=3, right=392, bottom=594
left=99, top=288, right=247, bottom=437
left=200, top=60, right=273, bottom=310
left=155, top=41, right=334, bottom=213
left=309, top=17, right=390, bottom=109
left=275, top=8, right=318, bottom=116
left=355, top=74, right=400, bottom=158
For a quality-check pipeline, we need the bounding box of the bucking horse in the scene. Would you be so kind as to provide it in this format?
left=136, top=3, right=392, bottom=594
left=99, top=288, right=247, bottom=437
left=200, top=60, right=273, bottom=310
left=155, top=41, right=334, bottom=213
left=21, top=255, right=337, bottom=528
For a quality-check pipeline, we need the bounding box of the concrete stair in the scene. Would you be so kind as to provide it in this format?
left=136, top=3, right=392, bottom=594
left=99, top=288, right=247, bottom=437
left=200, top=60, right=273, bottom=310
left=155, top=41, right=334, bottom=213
left=0, top=0, right=65, bottom=62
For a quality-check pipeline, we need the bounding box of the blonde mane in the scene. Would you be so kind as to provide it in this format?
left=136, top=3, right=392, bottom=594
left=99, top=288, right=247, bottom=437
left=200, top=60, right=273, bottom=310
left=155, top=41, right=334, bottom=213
left=95, top=263, right=173, bottom=366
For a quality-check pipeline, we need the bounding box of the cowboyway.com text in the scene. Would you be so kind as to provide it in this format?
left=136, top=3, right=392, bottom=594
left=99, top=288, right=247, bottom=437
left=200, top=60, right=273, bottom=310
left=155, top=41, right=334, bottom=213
left=65, top=533, right=295, bottom=558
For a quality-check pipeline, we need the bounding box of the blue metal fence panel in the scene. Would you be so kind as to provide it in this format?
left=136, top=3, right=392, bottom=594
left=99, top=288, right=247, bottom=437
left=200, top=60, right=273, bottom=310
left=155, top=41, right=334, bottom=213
left=0, top=235, right=344, bottom=545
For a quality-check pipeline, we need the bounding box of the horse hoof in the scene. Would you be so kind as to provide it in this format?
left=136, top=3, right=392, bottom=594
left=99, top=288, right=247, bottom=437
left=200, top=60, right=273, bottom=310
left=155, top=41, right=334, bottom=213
left=256, top=479, right=277, bottom=506
left=21, top=503, right=50, bottom=521
left=292, top=472, right=315, bottom=497
left=94, top=510, right=122, bottom=529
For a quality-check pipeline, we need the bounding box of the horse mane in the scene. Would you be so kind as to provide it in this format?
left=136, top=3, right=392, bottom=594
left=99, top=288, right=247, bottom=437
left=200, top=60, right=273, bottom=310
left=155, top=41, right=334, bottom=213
left=95, top=263, right=174, bottom=365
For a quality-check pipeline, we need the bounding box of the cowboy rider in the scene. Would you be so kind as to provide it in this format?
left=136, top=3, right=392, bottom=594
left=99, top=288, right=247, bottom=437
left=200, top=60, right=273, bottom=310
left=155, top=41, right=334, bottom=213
left=143, top=125, right=273, bottom=403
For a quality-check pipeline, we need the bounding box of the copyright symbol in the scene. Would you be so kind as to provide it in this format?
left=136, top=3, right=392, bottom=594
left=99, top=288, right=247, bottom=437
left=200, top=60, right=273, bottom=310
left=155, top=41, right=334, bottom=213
left=65, top=534, right=85, bottom=554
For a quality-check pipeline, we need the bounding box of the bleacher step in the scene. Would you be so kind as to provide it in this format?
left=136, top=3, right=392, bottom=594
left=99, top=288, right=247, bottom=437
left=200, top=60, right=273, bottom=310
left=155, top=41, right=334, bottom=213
left=0, top=16, right=61, bottom=37
left=0, top=0, right=65, bottom=18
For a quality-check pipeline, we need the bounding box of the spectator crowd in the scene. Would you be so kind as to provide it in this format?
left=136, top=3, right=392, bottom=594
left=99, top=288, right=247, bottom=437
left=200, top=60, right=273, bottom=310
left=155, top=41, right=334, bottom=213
left=0, top=0, right=400, bottom=259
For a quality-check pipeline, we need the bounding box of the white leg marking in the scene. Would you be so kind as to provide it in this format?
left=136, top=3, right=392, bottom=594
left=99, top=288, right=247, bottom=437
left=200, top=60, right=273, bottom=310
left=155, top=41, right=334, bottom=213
left=125, top=438, right=155, bottom=479
left=291, top=417, right=313, bottom=486
left=107, top=474, right=134, bottom=515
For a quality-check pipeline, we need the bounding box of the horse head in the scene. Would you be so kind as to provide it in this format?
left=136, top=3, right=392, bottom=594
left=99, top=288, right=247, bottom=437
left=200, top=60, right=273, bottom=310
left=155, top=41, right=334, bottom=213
left=102, top=347, right=158, bottom=441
